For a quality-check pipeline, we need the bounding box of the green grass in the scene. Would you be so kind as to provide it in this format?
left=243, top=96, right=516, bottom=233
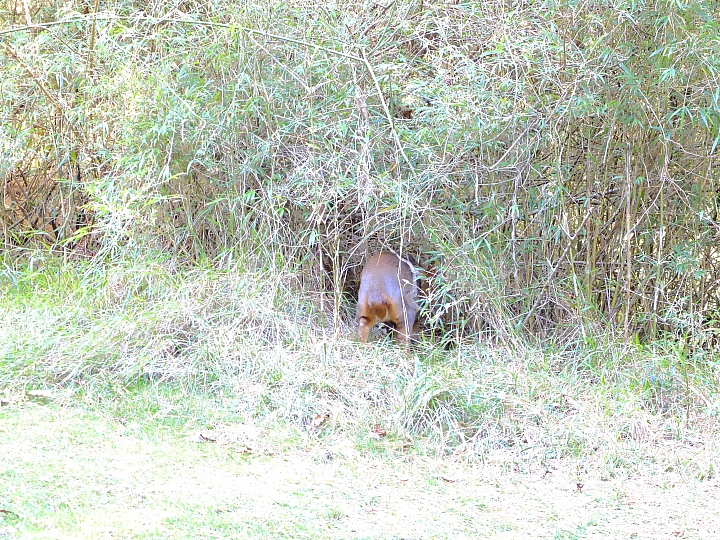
left=2, top=392, right=719, bottom=539
left=1, top=261, right=719, bottom=538
left=2, top=0, right=720, bottom=535
left=2, top=391, right=719, bottom=539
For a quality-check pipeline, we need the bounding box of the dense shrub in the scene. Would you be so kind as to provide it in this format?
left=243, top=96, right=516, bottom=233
left=2, top=0, right=719, bottom=343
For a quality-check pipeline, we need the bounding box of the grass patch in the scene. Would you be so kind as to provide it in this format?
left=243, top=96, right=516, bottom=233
left=2, top=0, right=720, bottom=535
left=1, top=260, right=719, bottom=538
left=2, top=389, right=719, bottom=539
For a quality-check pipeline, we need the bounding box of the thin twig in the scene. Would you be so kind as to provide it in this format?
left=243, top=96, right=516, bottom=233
left=86, top=0, right=101, bottom=75
left=0, top=14, right=364, bottom=63
left=359, top=48, right=414, bottom=173
left=2, top=43, right=62, bottom=111
left=520, top=205, right=595, bottom=330
left=624, top=142, right=632, bottom=343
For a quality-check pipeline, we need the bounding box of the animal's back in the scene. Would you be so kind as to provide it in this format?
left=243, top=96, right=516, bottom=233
left=356, top=251, right=419, bottom=343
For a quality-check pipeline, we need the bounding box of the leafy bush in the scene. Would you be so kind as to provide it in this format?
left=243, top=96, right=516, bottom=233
left=2, top=0, right=720, bottom=344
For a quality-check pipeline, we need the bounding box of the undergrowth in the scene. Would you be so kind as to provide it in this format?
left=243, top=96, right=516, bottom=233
left=2, top=0, right=720, bottom=342
left=1, top=0, right=719, bottom=487
left=1, top=255, right=718, bottom=477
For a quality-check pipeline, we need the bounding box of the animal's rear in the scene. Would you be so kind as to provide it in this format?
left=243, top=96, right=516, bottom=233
left=356, top=252, right=419, bottom=344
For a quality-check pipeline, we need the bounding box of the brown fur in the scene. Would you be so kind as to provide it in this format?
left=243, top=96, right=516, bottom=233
left=356, top=252, right=420, bottom=344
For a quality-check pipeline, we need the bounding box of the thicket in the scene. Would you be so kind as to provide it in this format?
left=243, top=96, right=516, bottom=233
left=2, top=0, right=720, bottom=346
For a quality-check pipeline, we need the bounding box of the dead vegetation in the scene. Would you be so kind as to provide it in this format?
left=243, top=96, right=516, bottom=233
left=1, top=1, right=719, bottom=344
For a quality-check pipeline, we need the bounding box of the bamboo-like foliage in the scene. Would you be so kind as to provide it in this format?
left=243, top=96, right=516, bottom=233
left=1, top=0, right=719, bottom=343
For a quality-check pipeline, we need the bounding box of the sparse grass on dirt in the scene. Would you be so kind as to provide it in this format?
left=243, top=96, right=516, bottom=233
left=1, top=390, right=719, bottom=540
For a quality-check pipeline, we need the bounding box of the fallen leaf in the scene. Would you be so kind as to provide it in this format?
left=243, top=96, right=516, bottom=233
left=395, top=105, right=413, bottom=119
left=562, top=392, right=584, bottom=412
left=311, top=413, right=330, bottom=428
left=27, top=390, right=53, bottom=399
left=193, top=432, right=217, bottom=443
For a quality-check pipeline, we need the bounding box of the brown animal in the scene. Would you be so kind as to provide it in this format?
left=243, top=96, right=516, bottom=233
left=356, top=251, right=421, bottom=344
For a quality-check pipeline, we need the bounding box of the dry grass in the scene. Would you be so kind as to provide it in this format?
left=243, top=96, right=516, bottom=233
left=1, top=396, right=719, bottom=539
left=2, top=1, right=720, bottom=535
left=2, top=0, right=720, bottom=341
left=0, top=257, right=718, bottom=537
left=1, top=260, right=718, bottom=470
